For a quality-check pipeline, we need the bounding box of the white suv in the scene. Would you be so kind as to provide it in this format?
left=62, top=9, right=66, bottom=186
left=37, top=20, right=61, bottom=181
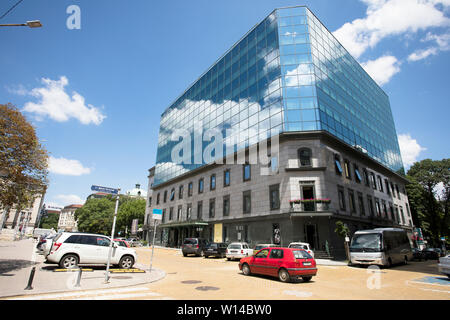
left=226, top=242, right=253, bottom=261
left=44, top=232, right=137, bottom=269
left=288, top=242, right=315, bottom=258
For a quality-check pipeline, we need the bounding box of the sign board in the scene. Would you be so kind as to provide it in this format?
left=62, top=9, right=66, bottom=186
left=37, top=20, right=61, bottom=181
left=131, top=219, right=139, bottom=235
left=214, top=223, right=222, bottom=243
left=152, top=208, right=163, bottom=220
left=345, top=237, right=350, bottom=242
left=441, top=237, right=446, bottom=241
left=91, top=185, right=119, bottom=195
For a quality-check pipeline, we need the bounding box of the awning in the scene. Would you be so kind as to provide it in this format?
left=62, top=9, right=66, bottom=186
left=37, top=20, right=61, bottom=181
left=158, top=221, right=209, bottom=228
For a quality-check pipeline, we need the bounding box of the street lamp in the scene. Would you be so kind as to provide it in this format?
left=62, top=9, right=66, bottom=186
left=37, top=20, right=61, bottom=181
left=0, top=20, right=42, bottom=28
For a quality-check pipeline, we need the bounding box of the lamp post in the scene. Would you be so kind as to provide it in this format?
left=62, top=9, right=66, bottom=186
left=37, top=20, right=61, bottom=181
left=0, top=20, right=42, bottom=28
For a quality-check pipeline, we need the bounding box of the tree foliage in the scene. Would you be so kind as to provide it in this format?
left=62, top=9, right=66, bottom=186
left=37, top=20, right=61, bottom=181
left=75, top=198, right=115, bottom=235
left=335, top=220, right=349, bottom=238
left=74, top=196, right=146, bottom=236
left=0, top=103, right=48, bottom=209
left=40, top=212, right=59, bottom=229
left=406, top=158, right=449, bottom=246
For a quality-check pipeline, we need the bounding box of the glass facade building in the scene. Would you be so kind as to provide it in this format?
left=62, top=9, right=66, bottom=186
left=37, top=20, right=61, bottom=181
left=154, top=6, right=404, bottom=187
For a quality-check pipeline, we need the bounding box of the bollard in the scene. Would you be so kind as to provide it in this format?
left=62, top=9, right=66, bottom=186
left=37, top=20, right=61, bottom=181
left=24, top=266, right=36, bottom=290
left=75, top=268, right=82, bottom=287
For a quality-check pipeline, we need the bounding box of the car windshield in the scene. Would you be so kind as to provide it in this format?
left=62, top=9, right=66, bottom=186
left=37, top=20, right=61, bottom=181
left=350, top=233, right=382, bottom=252
left=229, top=244, right=241, bottom=249
left=116, top=241, right=127, bottom=247
left=290, top=244, right=308, bottom=249
left=184, top=239, right=197, bottom=245
left=208, top=244, right=218, bottom=248
left=255, top=245, right=266, bottom=250
left=293, top=250, right=312, bottom=259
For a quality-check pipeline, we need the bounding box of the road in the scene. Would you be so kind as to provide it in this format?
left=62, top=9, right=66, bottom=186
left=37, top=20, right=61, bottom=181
left=3, top=245, right=449, bottom=300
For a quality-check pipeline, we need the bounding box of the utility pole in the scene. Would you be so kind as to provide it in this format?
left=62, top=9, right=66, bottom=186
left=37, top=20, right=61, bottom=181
left=104, top=189, right=120, bottom=283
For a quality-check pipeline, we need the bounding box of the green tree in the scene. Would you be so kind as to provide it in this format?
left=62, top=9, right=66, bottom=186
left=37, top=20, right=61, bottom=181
left=0, top=103, right=48, bottom=209
left=406, top=158, right=449, bottom=246
left=117, top=198, right=146, bottom=236
left=40, top=212, right=59, bottom=229
left=75, top=198, right=115, bottom=235
left=335, top=220, right=350, bottom=261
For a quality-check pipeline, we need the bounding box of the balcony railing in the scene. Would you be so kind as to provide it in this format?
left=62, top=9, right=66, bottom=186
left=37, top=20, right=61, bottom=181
left=289, top=199, right=331, bottom=212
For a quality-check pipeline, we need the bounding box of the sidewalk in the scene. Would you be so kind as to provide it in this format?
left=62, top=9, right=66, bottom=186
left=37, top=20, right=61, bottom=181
left=0, top=239, right=165, bottom=299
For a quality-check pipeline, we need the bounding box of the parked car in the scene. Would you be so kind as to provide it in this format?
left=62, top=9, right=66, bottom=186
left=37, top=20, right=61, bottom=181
left=44, top=232, right=137, bottom=269
left=181, top=238, right=209, bottom=257
left=288, top=242, right=315, bottom=258
left=37, top=233, right=58, bottom=255
left=412, top=248, right=427, bottom=261
left=127, top=238, right=142, bottom=247
left=253, top=243, right=279, bottom=255
left=114, top=238, right=130, bottom=248
left=423, top=248, right=441, bottom=260
left=203, top=242, right=228, bottom=258
left=438, top=254, right=450, bottom=279
left=226, top=242, right=253, bottom=261
left=239, top=247, right=317, bottom=283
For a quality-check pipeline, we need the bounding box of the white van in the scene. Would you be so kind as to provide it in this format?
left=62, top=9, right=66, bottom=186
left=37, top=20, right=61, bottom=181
left=349, top=228, right=413, bottom=267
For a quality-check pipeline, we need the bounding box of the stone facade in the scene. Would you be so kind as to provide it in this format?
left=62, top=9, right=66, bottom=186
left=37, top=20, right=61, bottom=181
left=145, top=132, right=413, bottom=259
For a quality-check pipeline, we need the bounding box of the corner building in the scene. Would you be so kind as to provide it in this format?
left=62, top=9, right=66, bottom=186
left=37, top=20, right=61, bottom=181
left=145, top=6, right=413, bottom=259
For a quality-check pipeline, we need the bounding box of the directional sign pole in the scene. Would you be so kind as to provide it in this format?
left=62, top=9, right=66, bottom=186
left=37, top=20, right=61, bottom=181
left=104, top=189, right=120, bottom=284
left=149, top=208, right=162, bottom=273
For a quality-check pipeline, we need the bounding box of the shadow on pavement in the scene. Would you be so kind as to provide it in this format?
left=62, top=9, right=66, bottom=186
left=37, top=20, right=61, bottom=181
left=0, top=259, right=39, bottom=276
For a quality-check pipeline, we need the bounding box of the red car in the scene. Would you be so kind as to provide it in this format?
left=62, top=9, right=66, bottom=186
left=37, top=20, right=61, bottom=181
left=114, top=239, right=130, bottom=248
left=239, top=247, right=317, bottom=283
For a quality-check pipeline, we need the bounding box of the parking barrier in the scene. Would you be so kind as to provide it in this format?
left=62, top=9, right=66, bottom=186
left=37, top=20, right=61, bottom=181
left=75, top=268, right=82, bottom=287
left=24, top=266, right=36, bottom=290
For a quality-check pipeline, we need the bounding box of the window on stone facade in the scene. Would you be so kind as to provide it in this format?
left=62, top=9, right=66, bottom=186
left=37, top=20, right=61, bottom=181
left=243, top=191, right=251, bottom=214
left=381, top=200, right=387, bottom=218
left=188, top=182, right=193, bottom=197
left=335, top=154, right=343, bottom=175
left=377, top=176, right=384, bottom=192
left=179, top=185, right=184, bottom=199
left=354, top=164, right=362, bottom=183
left=348, top=189, right=356, bottom=214
left=344, top=159, right=351, bottom=180
left=197, top=201, right=203, bottom=220
left=243, top=164, right=251, bottom=181
left=169, top=207, right=174, bottom=220
left=370, top=172, right=377, bottom=189
left=210, top=174, right=216, bottom=191
left=357, top=192, right=365, bottom=216
left=223, top=195, right=230, bottom=216
left=187, top=203, right=192, bottom=220
left=385, top=179, right=391, bottom=196
left=224, top=169, right=230, bottom=187
left=269, top=184, right=280, bottom=210
left=164, top=190, right=167, bottom=203
left=375, top=198, right=381, bottom=217
left=367, top=195, right=374, bottom=217
left=363, top=169, right=370, bottom=187
left=199, top=178, right=204, bottom=193
left=177, top=206, right=182, bottom=221
left=209, top=198, right=215, bottom=218
left=156, top=193, right=160, bottom=205
left=170, top=188, right=175, bottom=201
left=298, top=148, right=312, bottom=166
left=338, top=186, right=346, bottom=211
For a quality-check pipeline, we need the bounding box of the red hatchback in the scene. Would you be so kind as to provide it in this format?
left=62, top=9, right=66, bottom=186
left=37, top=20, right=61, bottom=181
left=239, top=247, right=317, bottom=283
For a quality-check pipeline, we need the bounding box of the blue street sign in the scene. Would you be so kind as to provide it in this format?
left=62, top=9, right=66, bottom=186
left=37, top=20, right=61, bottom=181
left=91, top=185, right=119, bottom=195
left=152, top=208, right=163, bottom=220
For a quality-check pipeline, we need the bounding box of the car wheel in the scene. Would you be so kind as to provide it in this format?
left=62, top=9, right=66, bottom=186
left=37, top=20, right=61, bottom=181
left=278, top=268, right=290, bottom=283
left=59, top=254, right=79, bottom=269
left=119, top=255, right=134, bottom=269
left=183, top=252, right=187, bottom=257
left=227, top=258, right=231, bottom=261
left=242, top=263, right=251, bottom=276
left=302, top=276, right=312, bottom=282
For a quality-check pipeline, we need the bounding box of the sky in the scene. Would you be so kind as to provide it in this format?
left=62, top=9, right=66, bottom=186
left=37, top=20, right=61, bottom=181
left=1, top=0, right=449, bottom=208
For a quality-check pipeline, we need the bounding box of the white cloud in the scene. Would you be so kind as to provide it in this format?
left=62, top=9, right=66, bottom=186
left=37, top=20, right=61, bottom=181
left=333, top=0, right=450, bottom=59
left=48, top=156, right=92, bottom=176
left=361, top=55, right=401, bottom=85
left=54, top=194, right=85, bottom=206
left=407, top=47, right=439, bottom=61
left=408, top=31, right=450, bottom=61
left=398, top=133, right=426, bottom=167
left=22, top=76, right=106, bottom=125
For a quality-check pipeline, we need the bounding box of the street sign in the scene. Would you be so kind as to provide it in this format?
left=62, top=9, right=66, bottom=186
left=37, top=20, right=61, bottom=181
left=152, top=208, right=163, bottom=220
left=91, top=185, right=119, bottom=195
